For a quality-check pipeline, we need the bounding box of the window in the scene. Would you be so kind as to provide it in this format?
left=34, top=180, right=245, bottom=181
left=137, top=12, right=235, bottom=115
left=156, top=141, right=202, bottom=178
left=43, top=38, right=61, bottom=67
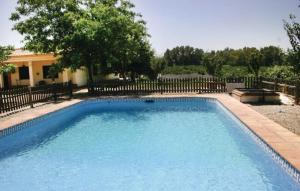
left=43, top=65, right=58, bottom=79
left=19, top=66, right=29, bottom=80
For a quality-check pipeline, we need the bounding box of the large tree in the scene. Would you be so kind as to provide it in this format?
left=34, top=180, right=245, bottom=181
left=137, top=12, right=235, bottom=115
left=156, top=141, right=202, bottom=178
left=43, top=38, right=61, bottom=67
left=0, top=46, right=15, bottom=74
left=163, top=46, right=204, bottom=66
left=260, top=46, right=284, bottom=66
left=284, top=14, right=300, bottom=75
left=249, top=51, right=262, bottom=78
left=203, top=51, right=222, bottom=76
left=10, top=0, right=153, bottom=84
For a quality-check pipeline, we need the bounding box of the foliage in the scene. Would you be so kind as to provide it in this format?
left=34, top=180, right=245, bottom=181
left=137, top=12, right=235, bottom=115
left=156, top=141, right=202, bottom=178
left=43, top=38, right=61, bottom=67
left=249, top=51, right=262, bottom=77
left=219, top=65, right=251, bottom=78
left=127, top=44, right=154, bottom=80
left=286, top=49, right=300, bottom=74
left=203, top=51, right=223, bottom=76
left=154, top=45, right=289, bottom=78
left=11, top=0, right=153, bottom=83
left=0, top=63, right=16, bottom=74
left=284, top=14, right=300, bottom=74
left=161, top=65, right=206, bottom=75
left=261, top=65, right=296, bottom=80
left=164, top=46, right=204, bottom=66
left=0, top=46, right=14, bottom=63
left=48, top=64, right=64, bottom=81
left=151, top=56, right=166, bottom=74
left=260, top=46, right=285, bottom=66
left=0, top=46, right=15, bottom=74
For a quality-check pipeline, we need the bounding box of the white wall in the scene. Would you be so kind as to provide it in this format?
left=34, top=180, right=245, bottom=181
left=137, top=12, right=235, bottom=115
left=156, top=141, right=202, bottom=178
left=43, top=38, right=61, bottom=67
left=0, top=74, right=3, bottom=88
left=72, top=67, right=87, bottom=87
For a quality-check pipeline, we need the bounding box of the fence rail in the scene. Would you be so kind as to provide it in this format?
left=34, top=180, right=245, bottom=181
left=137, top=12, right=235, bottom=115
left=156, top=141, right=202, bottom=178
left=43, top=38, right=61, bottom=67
left=89, top=77, right=299, bottom=104
left=1, top=77, right=299, bottom=115
left=0, top=82, right=73, bottom=115
left=89, top=77, right=261, bottom=96
left=261, top=77, right=300, bottom=104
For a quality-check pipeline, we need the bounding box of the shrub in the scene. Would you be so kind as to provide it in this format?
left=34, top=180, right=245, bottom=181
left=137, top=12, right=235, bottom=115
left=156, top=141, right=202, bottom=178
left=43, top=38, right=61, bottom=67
left=219, top=65, right=253, bottom=78
left=161, top=65, right=206, bottom=75
left=261, top=65, right=296, bottom=80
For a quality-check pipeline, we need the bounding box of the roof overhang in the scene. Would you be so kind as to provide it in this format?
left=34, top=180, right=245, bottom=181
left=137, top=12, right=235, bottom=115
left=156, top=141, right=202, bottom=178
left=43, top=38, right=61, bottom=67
left=4, top=53, right=58, bottom=63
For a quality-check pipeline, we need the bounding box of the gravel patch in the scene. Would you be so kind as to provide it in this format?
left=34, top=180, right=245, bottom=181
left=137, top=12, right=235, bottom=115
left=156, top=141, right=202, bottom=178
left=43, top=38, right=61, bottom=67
left=250, top=104, right=300, bottom=135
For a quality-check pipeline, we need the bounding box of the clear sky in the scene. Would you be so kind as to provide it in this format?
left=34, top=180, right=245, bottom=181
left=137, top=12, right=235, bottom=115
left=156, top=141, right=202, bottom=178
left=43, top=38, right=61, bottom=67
left=0, top=0, right=299, bottom=54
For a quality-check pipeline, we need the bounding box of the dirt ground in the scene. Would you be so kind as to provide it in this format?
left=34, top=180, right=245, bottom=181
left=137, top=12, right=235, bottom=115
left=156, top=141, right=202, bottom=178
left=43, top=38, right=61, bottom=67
left=250, top=103, right=300, bottom=135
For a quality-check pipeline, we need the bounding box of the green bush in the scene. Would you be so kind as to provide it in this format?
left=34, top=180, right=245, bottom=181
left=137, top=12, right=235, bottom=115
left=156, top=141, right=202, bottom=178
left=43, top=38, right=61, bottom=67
left=161, top=65, right=206, bottom=75
left=159, top=64, right=298, bottom=81
left=219, top=65, right=253, bottom=78
left=260, top=65, right=296, bottom=80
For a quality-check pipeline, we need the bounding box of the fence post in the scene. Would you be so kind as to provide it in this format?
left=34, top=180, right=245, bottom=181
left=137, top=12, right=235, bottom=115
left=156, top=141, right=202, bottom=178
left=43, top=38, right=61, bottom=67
left=274, top=78, right=278, bottom=92
left=295, top=80, right=300, bottom=105
left=68, top=80, right=73, bottom=99
left=28, top=86, right=34, bottom=108
left=259, top=76, right=263, bottom=89
left=88, top=81, right=95, bottom=96
left=53, top=83, right=58, bottom=102
left=159, top=79, right=163, bottom=94
left=0, top=90, right=3, bottom=113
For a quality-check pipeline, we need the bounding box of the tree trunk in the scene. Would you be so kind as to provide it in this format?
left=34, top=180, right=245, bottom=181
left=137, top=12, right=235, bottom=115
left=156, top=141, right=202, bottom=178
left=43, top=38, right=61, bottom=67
left=131, top=72, right=136, bottom=82
left=87, top=65, right=94, bottom=95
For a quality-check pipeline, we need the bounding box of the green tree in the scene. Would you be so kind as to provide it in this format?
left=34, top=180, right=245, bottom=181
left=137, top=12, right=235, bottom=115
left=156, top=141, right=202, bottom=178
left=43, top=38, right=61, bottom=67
left=151, top=56, right=166, bottom=74
left=163, top=46, right=204, bottom=66
left=260, top=46, right=284, bottom=66
left=237, top=47, right=258, bottom=66
left=284, top=14, right=300, bottom=75
left=221, top=48, right=239, bottom=66
left=203, top=51, right=222, bottom=76
left=128, top=44, right=155, bottom=80
left=262, top=65, right=295, bottom=79
left=11, top=0, right=153, bottom=85
left=0, top=46, right=15, bottom=74
left=249, top=52, right=262, bottom=78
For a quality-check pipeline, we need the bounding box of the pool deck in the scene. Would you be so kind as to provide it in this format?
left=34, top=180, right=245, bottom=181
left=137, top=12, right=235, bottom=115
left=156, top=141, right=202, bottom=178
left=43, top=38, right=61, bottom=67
left=1, top=94, right=300, bottom=172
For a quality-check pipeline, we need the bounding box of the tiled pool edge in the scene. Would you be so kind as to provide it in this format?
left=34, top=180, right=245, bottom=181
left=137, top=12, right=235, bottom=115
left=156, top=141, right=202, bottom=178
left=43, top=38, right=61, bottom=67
left=216, top=100, right=300, bottom=184
left=0, top=101, right=84, bottom=138
left=1, top=95, right=300, bottom=185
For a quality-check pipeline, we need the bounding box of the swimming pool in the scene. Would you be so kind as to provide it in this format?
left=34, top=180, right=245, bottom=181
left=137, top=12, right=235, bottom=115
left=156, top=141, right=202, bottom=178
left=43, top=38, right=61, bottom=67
left=0, top=98, right=299, bottom=191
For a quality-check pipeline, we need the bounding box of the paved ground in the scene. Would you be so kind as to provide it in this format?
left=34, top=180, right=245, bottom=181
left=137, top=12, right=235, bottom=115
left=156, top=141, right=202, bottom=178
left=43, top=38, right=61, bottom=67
left=0, top=99, right=82, bottom=130
left=250, top=105, right=300, bottom=135
left=249, top=93, right=300, bottom=136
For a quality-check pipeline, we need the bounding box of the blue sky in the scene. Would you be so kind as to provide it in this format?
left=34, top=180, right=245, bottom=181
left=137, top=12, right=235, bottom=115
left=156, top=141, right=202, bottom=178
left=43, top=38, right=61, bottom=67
left=0, top=0, right=299, bottom=54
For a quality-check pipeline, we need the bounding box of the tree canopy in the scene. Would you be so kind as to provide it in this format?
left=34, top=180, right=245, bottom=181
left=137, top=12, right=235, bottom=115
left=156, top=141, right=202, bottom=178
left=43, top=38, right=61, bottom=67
left=164, top=46, right=204, bottom=67
left=11, top=0, right=153, bottom=82
left=0, top=46, right=15, bottom=74
left=150, top=45, right=293, bottom=78
left=284, top=14, right=300, bottom=75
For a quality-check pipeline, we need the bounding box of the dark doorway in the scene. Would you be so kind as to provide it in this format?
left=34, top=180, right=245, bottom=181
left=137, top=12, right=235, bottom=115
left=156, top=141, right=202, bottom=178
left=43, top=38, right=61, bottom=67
left=3, top=73, right=11, bottom=89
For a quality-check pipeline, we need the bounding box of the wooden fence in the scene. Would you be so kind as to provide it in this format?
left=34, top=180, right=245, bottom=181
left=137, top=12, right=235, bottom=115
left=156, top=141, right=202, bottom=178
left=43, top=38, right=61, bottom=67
left=1, top=77, right=299, bottom=114
left=89, top=76, right=300, bottom=104
left=88, top=77, right=261, bottom=96
left=0, top=82, right=73, bottom=114
left=261, top=77, right=300, bottom=104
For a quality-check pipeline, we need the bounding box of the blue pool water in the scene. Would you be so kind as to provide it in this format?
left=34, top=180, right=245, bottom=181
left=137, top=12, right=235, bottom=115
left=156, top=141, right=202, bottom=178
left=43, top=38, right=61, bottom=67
left=0, top=98, right=299, bottom=191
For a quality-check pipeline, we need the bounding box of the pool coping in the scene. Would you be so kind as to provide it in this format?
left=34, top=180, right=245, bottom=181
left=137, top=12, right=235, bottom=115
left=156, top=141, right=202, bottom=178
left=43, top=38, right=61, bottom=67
left=1, top=94, right=300, bottom=180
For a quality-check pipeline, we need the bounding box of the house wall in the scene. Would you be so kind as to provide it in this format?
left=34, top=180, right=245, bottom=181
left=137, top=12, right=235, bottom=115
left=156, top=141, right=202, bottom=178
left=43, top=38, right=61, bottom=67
left=72, top=67, right=88, bottom=87
left=0, top=74, right=3, bottom=88
left=4, top=52, right=88, bottom=87
left=10, top=61, right=64, bottom=86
